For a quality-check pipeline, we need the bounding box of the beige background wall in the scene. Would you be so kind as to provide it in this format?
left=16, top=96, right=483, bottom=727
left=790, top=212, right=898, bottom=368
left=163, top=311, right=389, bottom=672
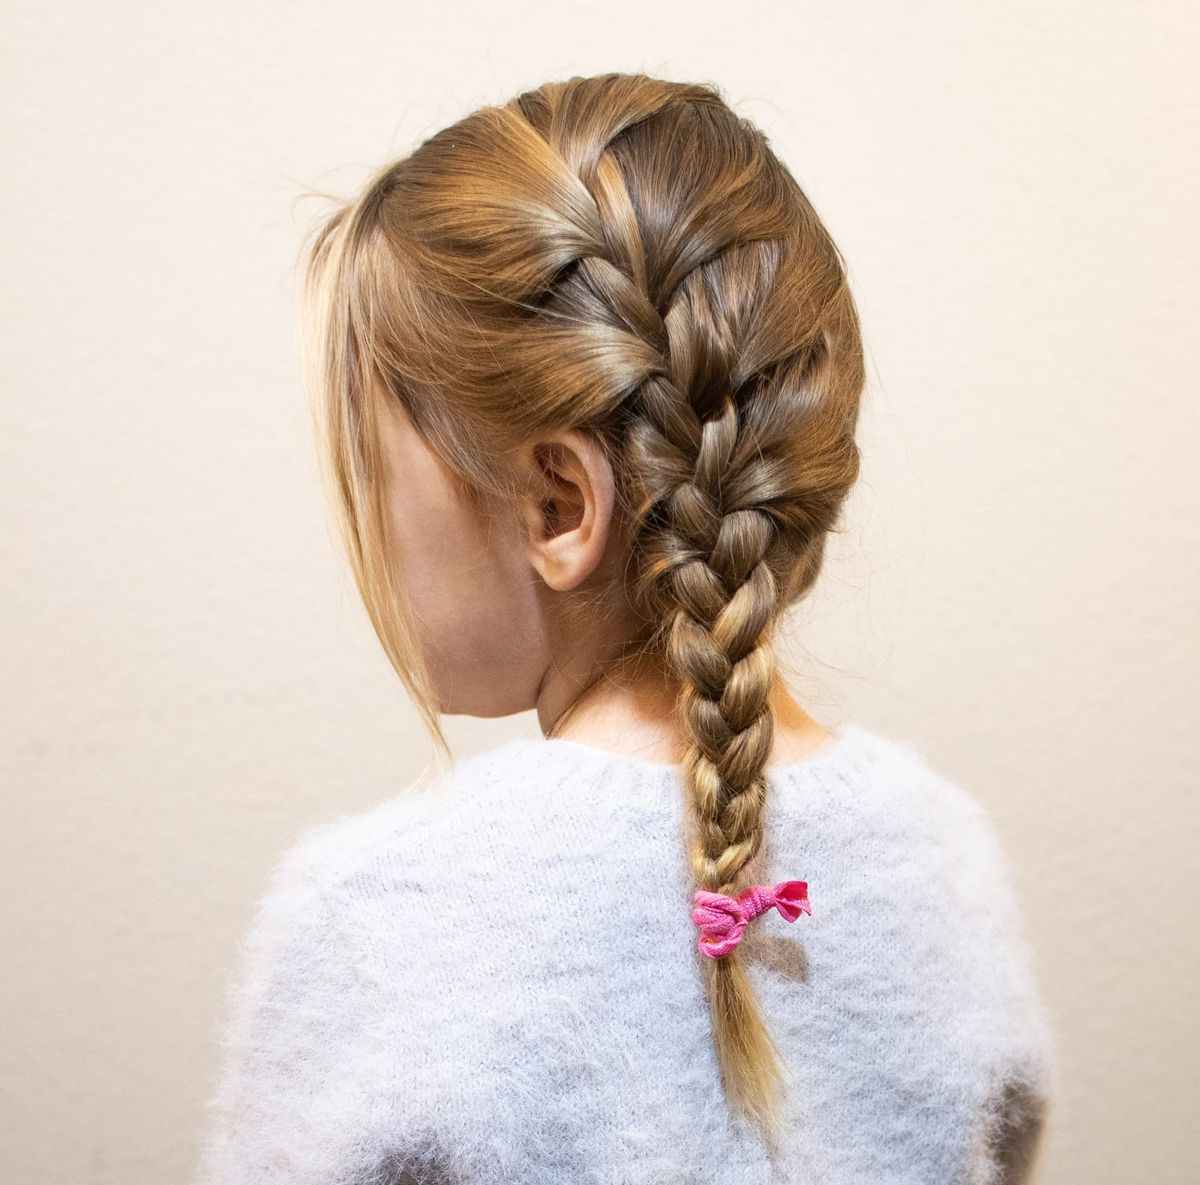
left=3, top=3, right=1196, bottom=1182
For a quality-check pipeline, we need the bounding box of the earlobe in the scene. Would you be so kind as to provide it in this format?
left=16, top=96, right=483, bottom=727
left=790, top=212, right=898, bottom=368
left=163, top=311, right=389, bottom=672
left=520, top=430, right=615, bottom=592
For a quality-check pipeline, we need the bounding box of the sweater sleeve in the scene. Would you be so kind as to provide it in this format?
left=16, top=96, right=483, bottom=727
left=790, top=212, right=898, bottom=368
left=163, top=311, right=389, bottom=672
left=194, top=830, right=385, bottom=1185
left=931, top=772, right=1059, bottom=1185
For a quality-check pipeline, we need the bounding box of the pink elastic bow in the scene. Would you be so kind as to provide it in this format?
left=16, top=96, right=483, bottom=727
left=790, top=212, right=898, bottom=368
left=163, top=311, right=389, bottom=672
left=691, top=879, right=811, bottom=958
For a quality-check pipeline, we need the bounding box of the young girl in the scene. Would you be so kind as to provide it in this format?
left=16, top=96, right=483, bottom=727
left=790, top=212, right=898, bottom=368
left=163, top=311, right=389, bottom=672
left=197, top=72, right=1055, bottom=1185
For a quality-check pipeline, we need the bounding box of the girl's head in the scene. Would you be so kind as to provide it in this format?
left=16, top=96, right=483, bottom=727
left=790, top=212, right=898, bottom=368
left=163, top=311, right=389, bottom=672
left=300, top=71, right=864, bottom=1133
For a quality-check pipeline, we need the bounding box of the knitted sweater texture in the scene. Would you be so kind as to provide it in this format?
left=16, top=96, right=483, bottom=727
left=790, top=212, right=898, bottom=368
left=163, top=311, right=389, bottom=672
left=195, top=724, right=1056, bottom=1185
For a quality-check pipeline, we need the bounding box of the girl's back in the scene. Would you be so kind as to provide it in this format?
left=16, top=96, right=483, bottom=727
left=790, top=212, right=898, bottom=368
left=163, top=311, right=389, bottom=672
left=198, top=724, right=1052, bottom=1184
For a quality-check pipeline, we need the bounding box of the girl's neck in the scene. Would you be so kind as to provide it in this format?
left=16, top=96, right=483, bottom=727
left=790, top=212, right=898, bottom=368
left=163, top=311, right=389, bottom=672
left=540, top=661, right=834, bottom=769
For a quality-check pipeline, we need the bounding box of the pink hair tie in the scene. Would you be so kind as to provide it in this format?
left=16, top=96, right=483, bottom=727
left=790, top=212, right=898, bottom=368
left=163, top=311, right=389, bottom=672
left=691, top=879, right=811, bottom=959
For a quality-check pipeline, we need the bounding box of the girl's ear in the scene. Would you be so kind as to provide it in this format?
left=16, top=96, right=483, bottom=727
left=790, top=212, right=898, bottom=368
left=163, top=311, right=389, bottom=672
left=517, top=430, right=616, bottom=591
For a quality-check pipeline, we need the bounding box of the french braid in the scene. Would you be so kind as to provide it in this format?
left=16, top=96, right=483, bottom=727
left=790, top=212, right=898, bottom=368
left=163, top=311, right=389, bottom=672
left=302, top=71, right=864, bottom=1140
left=511, top=78, right=856, bottom=1133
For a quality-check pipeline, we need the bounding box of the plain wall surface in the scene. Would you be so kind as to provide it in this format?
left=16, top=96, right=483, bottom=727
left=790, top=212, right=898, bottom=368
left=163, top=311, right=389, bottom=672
left=3, top=3, right=1197, bottom=1182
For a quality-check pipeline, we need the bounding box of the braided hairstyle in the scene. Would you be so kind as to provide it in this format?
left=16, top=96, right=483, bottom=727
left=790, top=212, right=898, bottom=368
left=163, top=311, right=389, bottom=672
left=300, top=72, right=864, bottom=1135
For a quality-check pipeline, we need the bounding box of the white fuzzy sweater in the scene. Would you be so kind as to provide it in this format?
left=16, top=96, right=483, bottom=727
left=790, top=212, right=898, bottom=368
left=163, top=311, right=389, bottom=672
left=196, top=724, right=1056, bottom=1185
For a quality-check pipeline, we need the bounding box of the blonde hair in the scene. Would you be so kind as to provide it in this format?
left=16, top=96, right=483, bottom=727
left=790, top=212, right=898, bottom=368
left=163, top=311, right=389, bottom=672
left=298, top=71, right=864, bottom=1138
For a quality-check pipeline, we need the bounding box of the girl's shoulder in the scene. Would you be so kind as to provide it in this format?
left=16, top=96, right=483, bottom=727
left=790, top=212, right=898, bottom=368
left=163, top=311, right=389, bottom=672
left=818, top=722, right=1011, bottom=841
left=811, top=725, right=1040, bottom=933
left=254, top=734, right=575, bottom=901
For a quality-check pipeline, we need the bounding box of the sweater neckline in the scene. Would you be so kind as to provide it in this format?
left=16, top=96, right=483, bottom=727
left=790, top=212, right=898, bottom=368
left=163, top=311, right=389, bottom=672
left=487, top=721, right=871, bottom=785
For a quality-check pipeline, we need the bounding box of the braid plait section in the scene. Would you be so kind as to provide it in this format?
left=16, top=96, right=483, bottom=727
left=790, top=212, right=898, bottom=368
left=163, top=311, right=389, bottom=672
left=629, top=382, right=781, bottom=896
left=502, top=76, right=827, bottom=1134
left=518, top=80, right=787, bottom=897
left=622, top=308, right=793, bottom=1138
